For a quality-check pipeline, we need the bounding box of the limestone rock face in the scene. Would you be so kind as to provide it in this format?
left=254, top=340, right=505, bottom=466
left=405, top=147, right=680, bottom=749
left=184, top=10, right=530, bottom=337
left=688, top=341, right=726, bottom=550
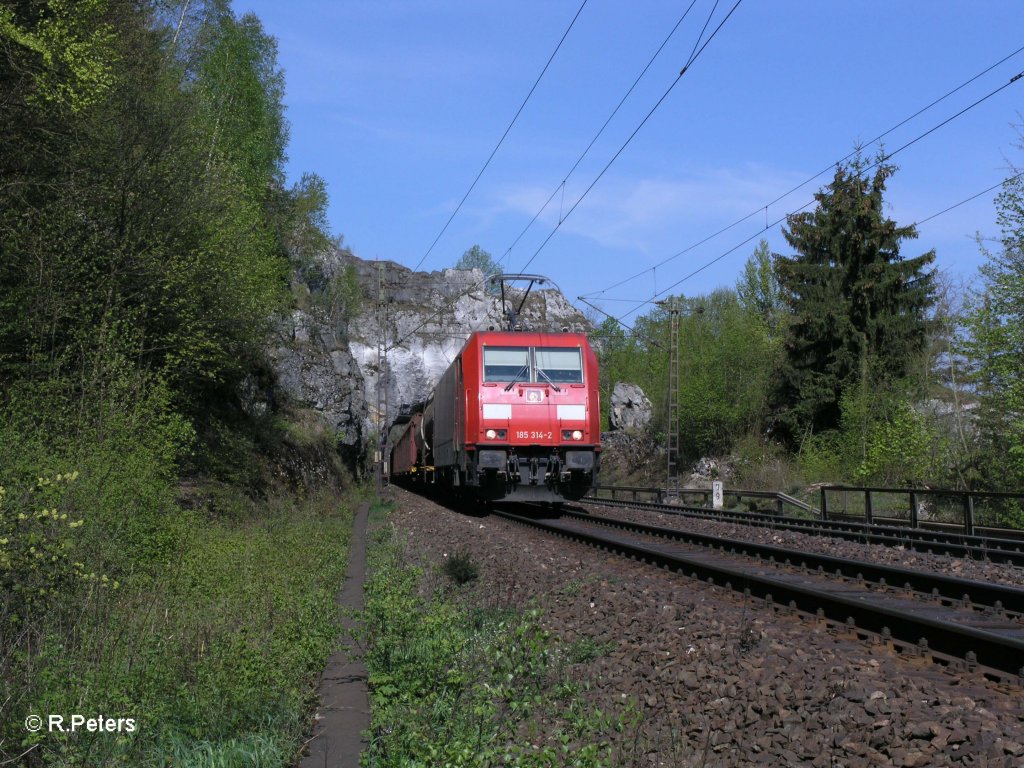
left=268, top=306, right=367, bottom=467
left=610, top=382, right=653, bottom=431
left=268, top=247, right=590, bottom=468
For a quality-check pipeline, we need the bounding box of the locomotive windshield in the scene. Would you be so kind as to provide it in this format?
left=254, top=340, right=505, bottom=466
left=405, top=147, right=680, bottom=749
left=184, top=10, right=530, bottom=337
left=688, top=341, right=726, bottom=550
left=483, top=346, right=530, bottom=382
left=535, top=347, right=583, bottom=384
left=483, top=345, right=583, bottom=384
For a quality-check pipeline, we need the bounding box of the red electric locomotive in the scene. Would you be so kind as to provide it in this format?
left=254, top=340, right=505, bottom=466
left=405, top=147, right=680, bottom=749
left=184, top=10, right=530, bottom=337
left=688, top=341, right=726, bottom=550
left=389, top=328, right=601, bottom=504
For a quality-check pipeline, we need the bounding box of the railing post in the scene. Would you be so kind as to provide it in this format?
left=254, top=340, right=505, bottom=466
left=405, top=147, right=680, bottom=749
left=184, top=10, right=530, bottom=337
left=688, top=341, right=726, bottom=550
left=864, top=490, right=873, bottom=525
left=909, top=490, right=919, bottom=528
left=820, top=488, right=828, bottom=520
left=964, top=494, right=975, bottom=537
left=776, top=496, right=784, bottom=516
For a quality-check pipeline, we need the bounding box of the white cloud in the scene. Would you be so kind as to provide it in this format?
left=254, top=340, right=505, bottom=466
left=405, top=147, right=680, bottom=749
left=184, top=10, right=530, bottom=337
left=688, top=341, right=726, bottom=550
left=488, top=163, right=812, bottom=253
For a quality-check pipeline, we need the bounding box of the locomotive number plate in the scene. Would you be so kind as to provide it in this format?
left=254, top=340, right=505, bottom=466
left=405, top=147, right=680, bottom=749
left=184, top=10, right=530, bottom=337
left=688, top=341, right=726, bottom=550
left=516, top=431, right=552, bottom=440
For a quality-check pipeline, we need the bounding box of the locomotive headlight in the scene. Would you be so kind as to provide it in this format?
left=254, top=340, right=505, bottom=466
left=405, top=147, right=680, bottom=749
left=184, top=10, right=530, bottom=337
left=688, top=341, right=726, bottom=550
left=486, top=429, right=497, bottom=439
left=562, top=430, right=584, bottom=441
left=572, top=430, right=583, bottom=441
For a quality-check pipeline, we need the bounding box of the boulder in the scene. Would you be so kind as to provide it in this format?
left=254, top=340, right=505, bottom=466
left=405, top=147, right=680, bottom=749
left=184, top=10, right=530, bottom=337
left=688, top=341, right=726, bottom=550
left=610, top=382, right=653, bottom=431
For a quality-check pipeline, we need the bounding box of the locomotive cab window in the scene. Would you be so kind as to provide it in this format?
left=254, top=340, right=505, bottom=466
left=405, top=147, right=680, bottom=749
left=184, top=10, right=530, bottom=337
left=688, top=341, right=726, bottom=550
left=483, top=346, right=530, bottom=382
left=535, top=347, right=583, bottom=384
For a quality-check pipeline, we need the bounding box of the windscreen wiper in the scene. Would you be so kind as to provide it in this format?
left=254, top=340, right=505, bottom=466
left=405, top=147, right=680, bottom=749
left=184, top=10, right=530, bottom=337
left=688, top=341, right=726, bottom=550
left=503, top=364, right=530, bottom=391
left=535, top=368, right=561, bottom=392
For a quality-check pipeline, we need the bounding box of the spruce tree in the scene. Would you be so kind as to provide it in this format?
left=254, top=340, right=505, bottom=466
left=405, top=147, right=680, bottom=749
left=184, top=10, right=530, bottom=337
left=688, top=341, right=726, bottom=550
left=772, top=154, right=935, bottom=441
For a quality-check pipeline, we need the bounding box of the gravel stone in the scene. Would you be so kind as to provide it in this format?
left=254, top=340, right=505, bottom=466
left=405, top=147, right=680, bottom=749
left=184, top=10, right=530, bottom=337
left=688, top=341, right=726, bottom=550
left=386, top=487, right=1024, bottom=767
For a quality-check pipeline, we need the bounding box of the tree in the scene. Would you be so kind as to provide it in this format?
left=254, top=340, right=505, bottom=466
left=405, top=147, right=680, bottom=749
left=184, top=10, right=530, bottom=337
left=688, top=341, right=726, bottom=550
left=736, top=239, right=783, bottom=334
left=191, top=6, right=287, bottom=203
left=962, top=172, right=1024, bottom=488
left=772, top=153, right=935, bottom=442
left=455, top=245, right=500, bottom=295
left=592, top=291, right=776, bottom=456
left=0, top=0, right=289, bottom=429
left=675, top=291, right=776, bottom=456
left=0, top=0, right=118, bottom=114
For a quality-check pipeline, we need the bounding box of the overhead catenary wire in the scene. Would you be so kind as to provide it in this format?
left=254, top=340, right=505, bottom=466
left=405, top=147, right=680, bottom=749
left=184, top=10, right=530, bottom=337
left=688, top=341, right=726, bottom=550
left=600, top=168, right=1024, bottom=329
left=499, top=0, right=702, bottom=269
left=583, top=44, right=1024, bottom=300
left=412, top=0, right=589, bottom=272
left=384, top=272, right=491, bottom=353
left=518, top=0, right=745, bottom=274
left=603, top=67, right=1024, bottom=322
left=914, top=170, right=1024, bottom=227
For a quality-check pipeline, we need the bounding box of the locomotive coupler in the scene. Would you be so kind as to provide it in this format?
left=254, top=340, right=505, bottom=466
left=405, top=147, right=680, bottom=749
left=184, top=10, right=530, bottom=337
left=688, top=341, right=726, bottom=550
left=507, top=453, right=520, bottom=481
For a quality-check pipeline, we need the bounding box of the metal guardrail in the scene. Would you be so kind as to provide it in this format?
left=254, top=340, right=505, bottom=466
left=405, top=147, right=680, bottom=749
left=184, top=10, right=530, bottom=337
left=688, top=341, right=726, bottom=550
left=819, top=485, right=1024, bottom=538
left=588, top=485, right=818, bottom=517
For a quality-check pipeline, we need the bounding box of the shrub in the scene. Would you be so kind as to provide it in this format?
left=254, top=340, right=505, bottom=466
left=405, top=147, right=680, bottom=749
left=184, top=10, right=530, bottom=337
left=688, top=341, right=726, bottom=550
left=442, top=550, right=480, bottom=585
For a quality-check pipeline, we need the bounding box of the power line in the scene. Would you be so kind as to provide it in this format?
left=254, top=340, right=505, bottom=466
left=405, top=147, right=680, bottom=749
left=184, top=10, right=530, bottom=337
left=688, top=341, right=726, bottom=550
left=583, top=44, right=1024, bottom=300
left=499, top=0, right=702, bottom=269
left=600, top=67, right=1024, bottom=322
left=384, top=271, right=491, bottom=353
left=518, top=0, right=745, bottom=274
left=914, top=170, right=1024, bottom=227
left=606, top=166, right=1024, bottom=327
left=412, top=0, right=589, bottom=272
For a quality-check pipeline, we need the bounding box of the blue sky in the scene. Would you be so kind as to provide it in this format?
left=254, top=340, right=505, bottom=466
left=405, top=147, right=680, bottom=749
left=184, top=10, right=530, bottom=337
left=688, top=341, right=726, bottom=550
left=232, top=0, right=1024, bottom=322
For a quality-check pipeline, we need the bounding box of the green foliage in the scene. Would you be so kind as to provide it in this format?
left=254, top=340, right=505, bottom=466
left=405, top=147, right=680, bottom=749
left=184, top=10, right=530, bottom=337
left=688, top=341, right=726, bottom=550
left=456, top=244, right=501, bottom=294
left=0, top=0, right=118, bottom=113
left=675, top=291, right=778, bottom=456
left=0, top=471, right=97, bottom=624
left=278, top=172, right=338, bottom=265
left=852, top=400, right=946, bottom=486
left=591, top=316, right=651, bottom=431
left=0, top=0, right=292, bottom=428
left=308, top=264, right=363, bottom=341
left=0, top=5, right=357, bottom=763
left=736, top=239, right=783, bottom=334
left=962, top=172, right=1024, bottom=489
left=191, top=6, right=287, bottom=202
left=730, top=433, right=805, bottom=493
left=442, top=550, right=480, bottom=585
left=595, top=291, right=777, bottom=458
left=773, top=153, right=935, bottom=441
left=362, top=525, right=624, bottom=767
left=796, top=384, right=950, bottom=486
left=1, top=485, right=353, bottom=765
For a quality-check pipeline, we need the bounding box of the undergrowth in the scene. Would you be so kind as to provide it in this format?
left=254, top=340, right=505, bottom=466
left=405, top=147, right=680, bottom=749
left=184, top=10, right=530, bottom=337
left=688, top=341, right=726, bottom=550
left=360, top=509, right=639, bottom=767
left=0, top=406, right=355, bottom=767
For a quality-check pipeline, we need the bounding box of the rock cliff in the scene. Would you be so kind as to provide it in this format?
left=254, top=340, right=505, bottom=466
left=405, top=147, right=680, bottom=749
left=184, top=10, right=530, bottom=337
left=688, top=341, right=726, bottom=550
left=269, top=247, right=590, bottom=467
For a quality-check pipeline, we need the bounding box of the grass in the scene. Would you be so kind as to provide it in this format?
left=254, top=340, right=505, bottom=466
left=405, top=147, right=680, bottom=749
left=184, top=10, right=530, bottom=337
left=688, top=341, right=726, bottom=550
left=359, top=512, right=640, bottom=767
left=1, top=471, right=355, bottom=767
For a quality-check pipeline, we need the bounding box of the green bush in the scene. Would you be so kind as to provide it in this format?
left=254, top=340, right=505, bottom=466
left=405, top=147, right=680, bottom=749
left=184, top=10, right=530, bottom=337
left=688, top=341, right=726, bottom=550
left=0, top=386, right=355, bottom=766
left=3, top=491, right=352, bottom=766
left=442, top=550, right=480, bottom=585
left=0, top=471, right=98, bottom=625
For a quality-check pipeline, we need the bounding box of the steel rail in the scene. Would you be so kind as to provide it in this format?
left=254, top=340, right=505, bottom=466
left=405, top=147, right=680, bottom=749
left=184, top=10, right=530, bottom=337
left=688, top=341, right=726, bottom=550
left=560, top=509, right=1024, bottom=614
left=584, top=497, right=1024, bottom=567
left=493, top=509, right=1024, bottom=681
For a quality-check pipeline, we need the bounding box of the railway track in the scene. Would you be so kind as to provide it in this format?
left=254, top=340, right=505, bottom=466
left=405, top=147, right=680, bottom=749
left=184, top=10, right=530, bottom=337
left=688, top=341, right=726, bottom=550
left=585, top=496, right=1024, bottom=567
left=494, top=507, right=1024, bottom=682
